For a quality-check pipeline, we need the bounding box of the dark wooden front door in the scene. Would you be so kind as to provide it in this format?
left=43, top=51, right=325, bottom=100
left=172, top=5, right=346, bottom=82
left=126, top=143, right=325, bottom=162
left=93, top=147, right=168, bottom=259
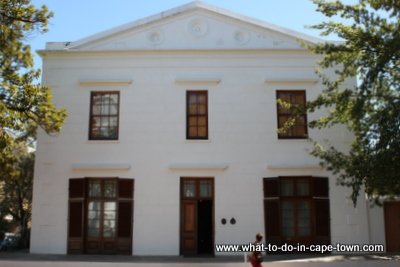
left=180, top=178, right=214, bottom=256
left=384, top=201, right=400, bottom=252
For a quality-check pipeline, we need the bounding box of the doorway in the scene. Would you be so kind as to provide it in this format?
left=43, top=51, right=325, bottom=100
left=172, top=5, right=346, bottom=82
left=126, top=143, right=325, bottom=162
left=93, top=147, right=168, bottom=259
left=180, top=178, right=214, bottom=256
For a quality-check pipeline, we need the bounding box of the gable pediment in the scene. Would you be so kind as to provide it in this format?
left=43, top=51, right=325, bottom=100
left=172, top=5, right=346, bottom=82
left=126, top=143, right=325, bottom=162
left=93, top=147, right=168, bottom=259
left=46, top=2, right=323, bottom=51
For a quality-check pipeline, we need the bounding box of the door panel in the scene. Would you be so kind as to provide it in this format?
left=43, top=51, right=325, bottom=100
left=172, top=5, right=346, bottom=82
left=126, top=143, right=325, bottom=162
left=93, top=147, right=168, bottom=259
left=385, top=202, right=400, bottom=252
left=181, top=200, right=197, bottom=255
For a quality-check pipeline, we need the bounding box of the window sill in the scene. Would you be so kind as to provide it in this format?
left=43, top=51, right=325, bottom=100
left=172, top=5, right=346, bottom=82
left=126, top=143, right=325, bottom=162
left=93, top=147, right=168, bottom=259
left=184, top=139, right=211, bottom=143
left=87, top=140, right=120, bottom=144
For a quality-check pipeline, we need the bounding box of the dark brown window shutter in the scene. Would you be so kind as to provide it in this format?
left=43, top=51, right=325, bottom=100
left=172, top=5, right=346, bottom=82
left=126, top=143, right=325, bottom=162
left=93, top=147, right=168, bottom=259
left=69, top=202, right=84, bottom=237
left=312, top=177, right=330, bottom=245
left=117, top=179, right=134, bottom=254
left=314, top=199, right=330, bottom=244
left=119, top=179, right=134, bottom=199
left=263, top=177, right=281, bottom=246
left=264, top=200, right=280, bottom=238
left=69, top=178, right=86, bottom=198
left=313, top=177, right=329, bottom=197
left=68, top=178, right=85, bottom=254
left=263, top=177, right=279, bottom=198
left=118, top=202, right=132, bottom=238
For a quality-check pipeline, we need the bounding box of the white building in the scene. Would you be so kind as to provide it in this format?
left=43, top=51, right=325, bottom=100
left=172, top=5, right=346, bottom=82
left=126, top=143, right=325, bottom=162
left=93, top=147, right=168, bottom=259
left=30, top=1, right=395, bottom=256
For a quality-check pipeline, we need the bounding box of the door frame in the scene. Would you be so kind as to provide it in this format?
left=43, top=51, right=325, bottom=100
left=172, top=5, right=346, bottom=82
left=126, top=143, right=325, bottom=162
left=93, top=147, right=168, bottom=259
left=180, top=177, right=215, bottom=256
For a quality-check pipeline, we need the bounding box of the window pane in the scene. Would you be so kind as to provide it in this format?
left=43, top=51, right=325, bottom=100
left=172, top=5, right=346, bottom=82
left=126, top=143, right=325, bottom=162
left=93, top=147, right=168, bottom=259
left=281, top=201, right=294, bottom=237
left=200, top=181, right=212, bottom=198
left=281, top=180, right=294, bottom=196
left=89, top=181, right=101, bottom=197
left=110, top=104, right=118, bottom=115
left=198, top=116, right=207, bottom=126
left=188, top=94, right=197, bottom=104
left=104, top=180, right=117, bottom=197
left=183, top=181, right=195, bottom=197
left=101, top=117, right=109, bottom=127
left=92, top=95, right=101, bottom=105
left=103, top=219, right=116, bottom=237
left=92, top=105, right=101, bottom=115
left=198, top=94, right=206, bottom=104
left=102, top=94, right=111, bottom=104
left=297, top=179, right=310, bottom=196
left=103, top=200, right=117, bottom=237
left=198, top=104, right=207, bottom=115
left=188, top=127, right=197, bottom=138
left=278, top=115, right=290, bottom=129
left=188, top=117, right=197, bottom=126
left=188, top=104, right=198, bottom=115
left=109, top=117, right=118, bottom=127
left=107, top=126, right=118, bottom=139
left=87, top=201, right=101, bottom=237
left=109, top=94, right=118, bottom=104
left=198, top=127, right=207, bottom=137
left=101, top=103, right=110, bottom=114
left=298, top=201, right=311, bottom=236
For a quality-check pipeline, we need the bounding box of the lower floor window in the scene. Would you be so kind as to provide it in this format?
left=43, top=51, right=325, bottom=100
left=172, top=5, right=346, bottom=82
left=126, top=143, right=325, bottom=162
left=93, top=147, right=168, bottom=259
left=263, top=176, right=330, bottom=250
left=68, top=177, right=134, bottom=254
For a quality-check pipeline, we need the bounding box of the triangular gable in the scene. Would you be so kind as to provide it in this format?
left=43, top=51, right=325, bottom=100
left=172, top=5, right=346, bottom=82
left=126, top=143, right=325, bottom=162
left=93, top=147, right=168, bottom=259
left=46, top=1, right=324, bottom=51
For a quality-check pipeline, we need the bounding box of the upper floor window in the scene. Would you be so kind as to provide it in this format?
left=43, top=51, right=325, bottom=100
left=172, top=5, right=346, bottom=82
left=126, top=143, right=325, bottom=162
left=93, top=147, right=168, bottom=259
left=276, top=90, right=308, bottom=139
left=89, top=91, right=119, bottom=140
left=186, top=91, right=208, bottom=140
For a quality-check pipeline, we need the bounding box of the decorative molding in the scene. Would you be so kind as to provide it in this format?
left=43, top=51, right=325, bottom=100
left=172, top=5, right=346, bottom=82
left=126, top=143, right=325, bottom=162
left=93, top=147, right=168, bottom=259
left=79, top=80, right=133, bottom=86
left=187, top=18, right=209, bottom=38
left=265, top=78, right=319, bottom=85
left=175, top=77, right=221, bottom=85
left=72, top=163, right=131, bottom=171
left=147, top=30, right=164, bottom=45
left=169, top=163, right=228, bottom=171
left=267, top=164, right=322, bottom=171
left=233, top=30, right=250, bottom=45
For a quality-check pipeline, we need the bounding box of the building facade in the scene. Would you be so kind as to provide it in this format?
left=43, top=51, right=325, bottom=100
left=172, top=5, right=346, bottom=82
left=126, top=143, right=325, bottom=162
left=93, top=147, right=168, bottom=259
left=30, top=2, right=394, bottom=255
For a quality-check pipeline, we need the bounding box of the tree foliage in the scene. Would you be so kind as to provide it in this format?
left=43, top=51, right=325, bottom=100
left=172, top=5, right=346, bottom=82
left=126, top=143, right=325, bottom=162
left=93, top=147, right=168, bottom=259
left=0, top=0, right=66, bottom=145
left=308, top=0, right=400, bottom=204
left=0, top=140, right=33, bottom=248
left=0, top=0, right=66, bottom=246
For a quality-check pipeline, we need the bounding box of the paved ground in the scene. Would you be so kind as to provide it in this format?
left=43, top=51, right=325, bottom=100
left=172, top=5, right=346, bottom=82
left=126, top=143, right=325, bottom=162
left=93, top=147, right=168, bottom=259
left=0, top=251, right=399, bottom=267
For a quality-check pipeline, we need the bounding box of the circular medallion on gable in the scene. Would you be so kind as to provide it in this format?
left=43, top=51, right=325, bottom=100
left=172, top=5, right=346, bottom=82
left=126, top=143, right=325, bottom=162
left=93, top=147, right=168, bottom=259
left=147, top=30, right=164, bottom=45
left=234, top=30, right=250, bottom=45
left=188, top=19, right=209, bottom=37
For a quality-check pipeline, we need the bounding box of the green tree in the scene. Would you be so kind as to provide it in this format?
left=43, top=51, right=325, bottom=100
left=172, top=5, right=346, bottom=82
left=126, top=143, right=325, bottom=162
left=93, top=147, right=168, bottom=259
left=307, top=0, right=400, bottom=204
left=0, top=0, right=66, bottom=145
left=0, top=0, right=66, bottom=247
left=0, top=140, right=34, bottom=248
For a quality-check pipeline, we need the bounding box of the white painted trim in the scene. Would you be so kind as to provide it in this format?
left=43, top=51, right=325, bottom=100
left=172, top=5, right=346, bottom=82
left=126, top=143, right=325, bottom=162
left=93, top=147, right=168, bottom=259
left=79, top=80, right=133, bottom=86
left=265, top=79, right=318, bottom=85
left=169, top=163, right=228, bottom=170
left=175, top=77, right=221, bottom=85
left=267, top=164, right=322, bottom=170
left=72, top=163, right=131, bottom=171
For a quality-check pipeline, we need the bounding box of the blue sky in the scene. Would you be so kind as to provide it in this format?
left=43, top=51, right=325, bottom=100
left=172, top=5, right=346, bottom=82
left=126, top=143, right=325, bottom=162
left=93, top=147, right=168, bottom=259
left=29, top=0, right=344, bottom=69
